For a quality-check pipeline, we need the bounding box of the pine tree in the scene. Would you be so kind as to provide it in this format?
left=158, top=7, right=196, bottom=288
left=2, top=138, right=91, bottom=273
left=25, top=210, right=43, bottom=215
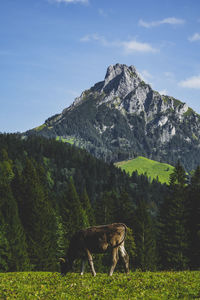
left=0, top=149, right=14, bottom=184
left=55, top=214, right=66, bottom=259
left=186, top=166, right=200, bottom=269
left=60, top=178, right=86, bottom=252
left=0, top=185, right=30, bottom=271
left=0, top=222, right=11, bottom=272
left=13, top=158, right=57, bottom=270
left=116, top=190, right=134, bottom=228
left=123, top=227, right=136, bottom=271
left=80, top=187, right=95, bottom=226
left=159, top=161, right=189, bottom=270
left=133, top=200, right=157, bottom=271
left=0, top=150, right=29, bottom=271
left=94, top=190, right=120, bottom=225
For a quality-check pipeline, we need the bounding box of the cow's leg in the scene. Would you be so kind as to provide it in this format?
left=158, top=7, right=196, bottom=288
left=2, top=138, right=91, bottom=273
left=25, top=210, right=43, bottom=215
left=119, top=242, right=129, bottom=273
left=86, top=249, right=96, bottom=276
left=80, top=259, right=86, bottom=275
left=109, top=247, right=119, bottom=276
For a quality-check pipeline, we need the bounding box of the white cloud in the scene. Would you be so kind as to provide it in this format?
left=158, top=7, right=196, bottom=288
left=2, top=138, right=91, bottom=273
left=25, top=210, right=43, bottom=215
left=80, top=34, right=108, bottom=45
left=139, top=70, right=153, bottom=85
left=50, top=0, right=88, bottom=4
left=140, top=70, right=153, bottom=81
left=80, top=34, right=158, bottom=54
left=159, top=89, right=168, bottom=95
left=188, top=33, right=200, bottom=42
left=122, top=40, right=157, bottom=53
left=179, top=75, right=200, bottom=89
left=162, top=17, right=185, bottom=25
left=139, top=17, right=185, bottom=28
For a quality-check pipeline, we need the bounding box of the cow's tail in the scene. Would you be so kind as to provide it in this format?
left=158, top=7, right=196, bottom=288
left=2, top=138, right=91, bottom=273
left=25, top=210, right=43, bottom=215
left=112, top=223, right=127, bottom=248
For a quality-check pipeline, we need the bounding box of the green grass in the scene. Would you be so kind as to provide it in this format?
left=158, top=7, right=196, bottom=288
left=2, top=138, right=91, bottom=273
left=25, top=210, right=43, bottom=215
left=115, top=156, right=174, bottom=184
left=34, top=124, right=47, bottom=132
left=56, top=136, right=75, bottom=145
left=0, top=271, right=199, bottom=299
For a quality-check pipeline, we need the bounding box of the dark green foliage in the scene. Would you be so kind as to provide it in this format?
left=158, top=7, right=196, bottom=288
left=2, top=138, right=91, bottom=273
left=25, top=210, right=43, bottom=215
left=0, top=225, right=10, bottom=272
left=12, top=158, right=57, bottom=271
left=133, top=200, right=157, bottom=271
left=80, top=188, right=95, bottom=226
left=60, top=178, right=88, bottom=253
left=116, top=191, right=134, bottom=227
left=0, top=151, right=29, bottom=272
left=159, top=162, right=189, bottom=270
left=0, top=185, right=30, bottom=271
left=94, top=191, right=118, bottom=225
left=186, top=166, right=200, bottom=269
left=124, top=227, right=136, bottom=270
left=0, top=133, right=199, bottom=272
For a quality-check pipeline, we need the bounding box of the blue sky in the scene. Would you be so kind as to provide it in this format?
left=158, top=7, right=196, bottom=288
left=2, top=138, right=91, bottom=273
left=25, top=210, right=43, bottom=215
left=1, top=0, right=200, bottom=132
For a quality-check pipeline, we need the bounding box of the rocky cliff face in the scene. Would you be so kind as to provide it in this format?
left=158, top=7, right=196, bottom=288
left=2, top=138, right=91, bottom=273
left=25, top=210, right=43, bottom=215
left=26, top=64, right=200, bottom=171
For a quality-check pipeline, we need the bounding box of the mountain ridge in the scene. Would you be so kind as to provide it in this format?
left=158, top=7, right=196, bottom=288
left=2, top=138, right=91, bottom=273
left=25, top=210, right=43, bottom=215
left=26, top=63, right=200, bottom=171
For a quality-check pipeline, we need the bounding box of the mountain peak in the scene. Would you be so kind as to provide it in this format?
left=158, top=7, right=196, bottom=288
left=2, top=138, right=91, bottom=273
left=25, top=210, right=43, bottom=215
left=97, top=63, right=143, bottom=104
left=68, top=63, right=142, bottom=109
left=103, top=63, right=141, bottom=87
left=26, top=63, right=200, bottom=171
left=104, top=64, right=138, bottom=83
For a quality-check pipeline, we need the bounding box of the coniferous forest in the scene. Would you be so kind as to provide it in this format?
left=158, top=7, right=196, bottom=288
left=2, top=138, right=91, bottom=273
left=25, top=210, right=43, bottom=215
left=0, top=133, right=199, bottom=272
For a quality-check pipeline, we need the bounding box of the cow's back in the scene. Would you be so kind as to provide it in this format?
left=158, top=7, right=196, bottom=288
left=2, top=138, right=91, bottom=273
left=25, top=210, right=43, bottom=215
left=104, top=223, right=127, bottom=248
left=83, top=223, right=127, bottom=253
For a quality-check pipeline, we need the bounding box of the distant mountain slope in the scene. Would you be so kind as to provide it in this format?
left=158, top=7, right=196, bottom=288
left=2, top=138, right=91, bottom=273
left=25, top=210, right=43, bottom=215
left=25, top=63, right=200, bottom=171
left=115, top=156, right=174, bottom=184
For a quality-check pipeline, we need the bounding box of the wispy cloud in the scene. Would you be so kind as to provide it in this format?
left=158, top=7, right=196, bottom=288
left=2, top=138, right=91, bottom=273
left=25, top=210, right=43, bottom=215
left=139, top=17, right=185, bottom=28
left=122, top=40, right=157, bottom=53
left=159, top=89, right=168, bottom=95
left=80, top=34, right=108, bottom=45
left=49, top=0, right=88, bottom=4
left=80, top=34, right=158, bottom=54
left=139, top=70, right=153, bottom=82
left=138, top=70, right=153, bottom=85
left=188, top=33, right=200, bottom=42
left=179, top=75, right=200, bottom=89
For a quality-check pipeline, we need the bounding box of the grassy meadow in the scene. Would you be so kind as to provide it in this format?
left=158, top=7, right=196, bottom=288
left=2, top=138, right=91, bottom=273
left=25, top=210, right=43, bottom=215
left=115, top=156, right=174, bottom=184
left=0, top=271, right=200, bottom=299
left=56, top=136, right=75, bottom=144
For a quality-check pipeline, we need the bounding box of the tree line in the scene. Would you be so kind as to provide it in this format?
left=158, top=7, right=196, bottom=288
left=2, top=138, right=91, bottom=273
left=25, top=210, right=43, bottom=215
left=0, top=134, right=199, bottom=272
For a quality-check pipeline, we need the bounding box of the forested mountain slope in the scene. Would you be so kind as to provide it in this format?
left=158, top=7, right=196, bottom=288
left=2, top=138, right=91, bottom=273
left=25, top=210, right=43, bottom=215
left=26, top=64, right=200, bottom=171
left=0, top=134, right=199, bottom=272
left=0, top=134, right=163, bottom=272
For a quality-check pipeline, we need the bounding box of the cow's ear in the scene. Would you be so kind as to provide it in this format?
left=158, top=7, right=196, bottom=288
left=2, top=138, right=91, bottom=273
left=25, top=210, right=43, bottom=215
left=59, top=258, right=66, bottom=264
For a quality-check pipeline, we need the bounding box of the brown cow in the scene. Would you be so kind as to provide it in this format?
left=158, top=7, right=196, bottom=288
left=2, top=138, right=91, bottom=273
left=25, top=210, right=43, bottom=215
left=60, top=223, right=129, bottom=276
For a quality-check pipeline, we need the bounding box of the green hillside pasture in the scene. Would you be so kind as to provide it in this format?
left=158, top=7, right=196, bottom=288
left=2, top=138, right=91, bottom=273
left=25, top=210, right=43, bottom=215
left=56, top=136, right=75, bottom=144
left=116, top=156, right=174, bottom=184
left=0, top=271, right=199, bottom=299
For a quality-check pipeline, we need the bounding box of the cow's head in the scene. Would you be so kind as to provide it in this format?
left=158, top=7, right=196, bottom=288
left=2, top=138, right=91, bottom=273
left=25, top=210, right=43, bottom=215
left=59, top=258, right=72, bottom=275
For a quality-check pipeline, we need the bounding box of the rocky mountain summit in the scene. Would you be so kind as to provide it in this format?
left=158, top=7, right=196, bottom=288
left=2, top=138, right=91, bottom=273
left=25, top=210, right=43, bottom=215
left=26, top=63, right=200, bottom=171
